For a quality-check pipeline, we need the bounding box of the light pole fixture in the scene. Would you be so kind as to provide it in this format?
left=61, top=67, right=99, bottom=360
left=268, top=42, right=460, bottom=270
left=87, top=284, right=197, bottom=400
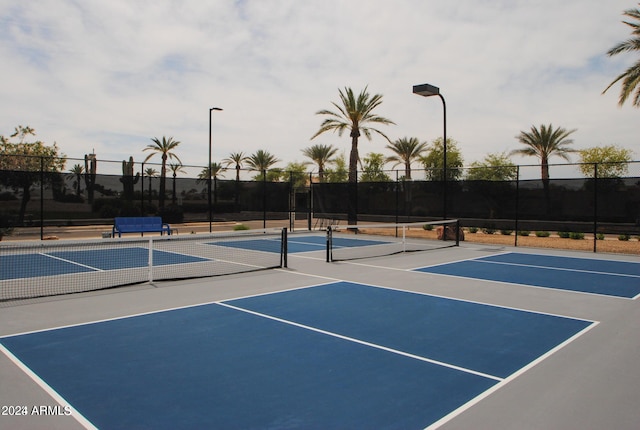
left=412, top=83, right=447, bottom=219
left=209, top=107, right=223, bottom=233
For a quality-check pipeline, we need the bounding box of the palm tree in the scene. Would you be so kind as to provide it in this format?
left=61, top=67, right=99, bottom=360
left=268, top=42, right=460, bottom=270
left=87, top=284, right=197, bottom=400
left=246, top=150, right=280, bottom=175
left=311, top=86, right=395, bottom=183
left=143, top=136, right=181, bottom=210
left=511, top=124, right=577, bottom=186
left=385, top=137, right=428, bottom=180
left=603, top=6, right=640, bottom=106
left=168, top=163, right=186, bottom=205
left=144, top=167, right=158, bottom=204
left=197, top=163, right=225, bottom=182
left=223, top=152, right=249, bottom=182
left=301, top=144, right=338, bottom=182
left=69, top=164, right=84, bottom=196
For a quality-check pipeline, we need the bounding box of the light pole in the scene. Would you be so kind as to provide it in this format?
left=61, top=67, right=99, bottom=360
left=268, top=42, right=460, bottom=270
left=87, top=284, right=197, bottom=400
left=412, top=83, right=447, bottom=219
left=209, top=107, right=223, bottom=233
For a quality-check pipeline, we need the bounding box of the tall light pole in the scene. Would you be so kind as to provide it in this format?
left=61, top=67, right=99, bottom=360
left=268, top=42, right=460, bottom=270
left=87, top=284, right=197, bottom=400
left=209, top=107, right=223, bottom=233
left=412, top=83, right=447, bottom=219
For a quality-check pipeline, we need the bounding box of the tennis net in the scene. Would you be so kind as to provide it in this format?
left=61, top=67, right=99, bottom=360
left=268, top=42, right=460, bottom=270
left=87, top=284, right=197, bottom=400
left=0, top=228, right=287, bottom=303
left=327, top=219, right=460, bottom=262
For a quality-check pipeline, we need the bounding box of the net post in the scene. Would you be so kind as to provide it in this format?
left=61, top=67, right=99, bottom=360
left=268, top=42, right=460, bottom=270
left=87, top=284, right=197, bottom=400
left=281, top=228, right=288, bottom=268
left=148, top=237, right=154, bottom=283
left=455, top=219, right=460, bottom=246
left=402, top=225, right=406, bottom=253
left=326, top=226, right=332, bottom=262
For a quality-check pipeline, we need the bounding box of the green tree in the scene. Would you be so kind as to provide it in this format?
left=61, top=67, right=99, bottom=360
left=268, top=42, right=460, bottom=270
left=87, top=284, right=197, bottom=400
left=0, top=126, right=66, bottom=223
left=283, top=162, right=309, bottom=190
left=311, top=86, right=395, bottom=184
left=247, top=150, right=280, bottom=177
left=420, top=137, right=464, bottom=181
left=69, top=164, right=84, bottom=196
left=301, top=144, right=338, bottom=182
left=466, top=152, right=518, bottom=181
left=360, top=153, right=391, bottom=182
left=385, top=137, right=428, bottom=180
left=324, top=153, right=349, bottom=183
left=578, top=145, right=634, bottom=178
left=143, top=136, right=181, bottom=210
left=511, top=124, right=576, bottom=185
left=603, top=5, right=640, bottom=106
left=223, top=152, right=249, bottom=182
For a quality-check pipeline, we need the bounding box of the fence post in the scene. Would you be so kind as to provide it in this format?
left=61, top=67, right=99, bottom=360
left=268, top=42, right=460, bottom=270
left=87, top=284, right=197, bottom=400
left=289, top=171, right=294, bottom=232
left=308, top=172, right=312, bottom=231
left=514, top=166, right=520, bottom=247
left=593, top=163, right=598, bottom=253
left=262, top=170, right=267, bottom=229
left=395, top=170, right=399, bottom=225
left=40, top=156, right=44, bottom=240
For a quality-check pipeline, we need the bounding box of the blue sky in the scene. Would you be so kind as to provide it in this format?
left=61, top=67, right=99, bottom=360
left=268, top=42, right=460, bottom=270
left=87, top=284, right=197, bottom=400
left=0, top=0, right=638, bottom=175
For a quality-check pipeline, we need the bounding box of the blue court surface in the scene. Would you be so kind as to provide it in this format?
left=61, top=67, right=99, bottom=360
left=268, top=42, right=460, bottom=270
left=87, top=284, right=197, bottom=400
left=0, top=281, right=593, bottom=429
left=415, top=252, right=640, bottom=299
left=0, top=247, right=209, bottom=280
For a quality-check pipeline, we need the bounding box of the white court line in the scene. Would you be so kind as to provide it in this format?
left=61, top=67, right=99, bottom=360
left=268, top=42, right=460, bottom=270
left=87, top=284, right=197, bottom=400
left=218, top=301, right=503, bottom=382
left=40, top=253, right=103, bottom=272
left=473, top=259, right=640, bottom=278
left=0, top=343, right=98, bottom=430
left=411, top=268, right=637, bottom=300
left=424, top=321, right=600, bottom=430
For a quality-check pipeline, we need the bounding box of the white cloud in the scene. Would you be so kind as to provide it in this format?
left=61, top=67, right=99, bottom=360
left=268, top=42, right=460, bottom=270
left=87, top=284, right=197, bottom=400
left=0, top=0, right=638, bottom=176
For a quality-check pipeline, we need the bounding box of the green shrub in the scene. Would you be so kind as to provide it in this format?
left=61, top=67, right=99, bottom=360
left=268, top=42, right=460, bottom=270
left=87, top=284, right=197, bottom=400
left=422, top=224, right=434, bottom=231
left=233, top=224, right=250, bottom=231
left=558, top=231, right=571, bottom=239
left=596, top=233, right=605, bottom=240
left=569, top=232, right=585, bottom=240
left=500, top=229, right=513, bottom=236
left=618, top=234, right=630, bottom=241
left=535, top=231, right=550, bottom=237
left=517, top=230, right=530, bottom=236
left=468, top=227, right=478, bottom=234
left=482, top=227, right=496, bottom=235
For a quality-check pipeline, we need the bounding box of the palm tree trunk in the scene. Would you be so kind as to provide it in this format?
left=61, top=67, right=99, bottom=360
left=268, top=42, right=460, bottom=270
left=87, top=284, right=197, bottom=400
left=348, top=132, right=359, bottom=225
left=541, top=156, right=551, bottom=214
left=348, top=131, right=359, bottom=183
left=159, top=157, right=167, bottom=210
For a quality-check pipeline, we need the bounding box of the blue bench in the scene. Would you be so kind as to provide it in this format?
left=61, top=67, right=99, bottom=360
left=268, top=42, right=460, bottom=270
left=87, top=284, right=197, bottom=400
left=112, top=217, right=172, bottom=238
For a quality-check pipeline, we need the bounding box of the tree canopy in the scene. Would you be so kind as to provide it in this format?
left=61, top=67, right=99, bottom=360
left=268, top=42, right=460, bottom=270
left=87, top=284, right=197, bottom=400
left=420, top=137, right=464, bottom=181
left=466, top=152, right=518, bottom=181
left=311, top=86, right=395, bottom=184
left=578, top=145, right=634, bottom=178
left=603, top=5, right=640, bottom=106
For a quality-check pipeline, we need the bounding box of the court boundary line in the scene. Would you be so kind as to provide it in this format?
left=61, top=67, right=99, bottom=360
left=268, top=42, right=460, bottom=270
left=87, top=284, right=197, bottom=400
left=470, top=258, right=640, bottom=279
left=424, top=320, right=600, bottom=430
left=412, top=268, right=637, bottom=300
left=217, top=301, right=504, bottom=382
left=0, top=343, right=98, bottom=430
